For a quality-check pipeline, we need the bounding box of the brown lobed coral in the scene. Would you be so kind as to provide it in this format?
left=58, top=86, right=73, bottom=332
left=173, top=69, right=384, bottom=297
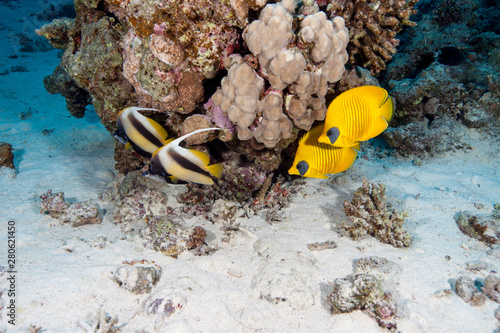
left=326, top=0, right=419, bottom=75
left=342, top=178, right=412, bottom=247
left=212, top=0, right=350, bottom=148
left=0, top=142, right=15, bottom=169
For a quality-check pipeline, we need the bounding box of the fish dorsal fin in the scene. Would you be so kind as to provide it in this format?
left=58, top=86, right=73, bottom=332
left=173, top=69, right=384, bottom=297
left=358, top=86, right=388, bottom=109
left=301, top=125, right=323, bottom=146
left=359, top=86, right=394, bottom=122
left=168, top=128, right=223, bottom=149
left=129, top=107, right=160, bottom=113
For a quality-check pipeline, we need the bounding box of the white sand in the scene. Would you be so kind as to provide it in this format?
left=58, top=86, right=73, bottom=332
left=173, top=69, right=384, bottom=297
left=1, top=3, right=500, bottom=332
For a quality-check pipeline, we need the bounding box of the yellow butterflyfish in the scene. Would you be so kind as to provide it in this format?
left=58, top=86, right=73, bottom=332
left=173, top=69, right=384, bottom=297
left=289, top=125, right=359, bottom=179
left=318, top=85, right=395, bottom=147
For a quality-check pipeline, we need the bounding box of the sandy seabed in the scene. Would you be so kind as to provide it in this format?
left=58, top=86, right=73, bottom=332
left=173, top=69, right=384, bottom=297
left=1, top=5, right=500, bottom=333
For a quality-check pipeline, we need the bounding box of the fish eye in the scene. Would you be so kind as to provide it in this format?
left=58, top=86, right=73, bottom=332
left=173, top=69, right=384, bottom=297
left=326, top=127, right=340, bottom=144
left=296, top=161, right=309, bottom=176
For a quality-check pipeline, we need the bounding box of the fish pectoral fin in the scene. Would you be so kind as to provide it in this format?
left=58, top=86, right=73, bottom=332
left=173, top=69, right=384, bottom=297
left=169, top=176, right=181, bottom=184
left=124, top=142, right=133, bottom=151
left=207, top=163, right=223, bottom=179
left=336, top=135, right=357, bottom=148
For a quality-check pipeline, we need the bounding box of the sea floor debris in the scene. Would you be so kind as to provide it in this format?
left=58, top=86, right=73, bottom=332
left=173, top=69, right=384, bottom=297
left=341, top=178, right=412, bottom=247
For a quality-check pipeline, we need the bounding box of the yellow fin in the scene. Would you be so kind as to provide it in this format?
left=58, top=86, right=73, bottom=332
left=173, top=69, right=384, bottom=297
left=359, top=85, right=389, bottom=107
left=147, top=118, right=169, bottom=144
left=358, top=85, right=394, bottom=122
left=366, top=115, right=389, bottom=140
left=188, top=149, right=211, bottom=165
left=207, top=163, right=223, bottom=179
left=379, top=95, right=395, bottom=123
left=125, top=142, right=132, bottom=151
left=337, top=134, right=358, bottom=148
left=335, top=148, right=358, bottom=173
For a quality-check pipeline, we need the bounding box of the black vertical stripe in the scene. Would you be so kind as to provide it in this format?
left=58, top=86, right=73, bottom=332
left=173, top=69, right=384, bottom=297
left=167, top=150, right=212, bottom=179
left=128, top=113, right=164, bottom=149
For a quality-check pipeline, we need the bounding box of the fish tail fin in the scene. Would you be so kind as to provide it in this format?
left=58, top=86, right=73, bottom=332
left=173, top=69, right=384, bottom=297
left=380, top=96, right=395, bottom=123
left=207, top=163, right=223, bottom=179
left=367, top=93, right=394, bottom=139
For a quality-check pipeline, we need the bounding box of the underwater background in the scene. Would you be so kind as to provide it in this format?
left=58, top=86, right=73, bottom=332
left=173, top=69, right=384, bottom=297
left=0, top=0, right=499, bottom=331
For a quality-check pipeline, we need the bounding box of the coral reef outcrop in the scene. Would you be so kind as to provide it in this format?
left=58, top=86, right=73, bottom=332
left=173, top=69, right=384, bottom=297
left=342, top=178, right=412, bottom=248
left=43, top=65, right=91, bottom=118
left=326, top=0, right=419, bottom=75
left=37, top=0, right=420, bottom=192
left=380, top=0, right=499, bottom=157
left=40, top=0, right=242, bottom=134
left=212, top=0, right=349, bottom=147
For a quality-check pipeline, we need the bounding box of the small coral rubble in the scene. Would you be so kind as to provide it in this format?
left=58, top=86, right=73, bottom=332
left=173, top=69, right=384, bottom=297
left=327, top=273, right=398, bottom=330
left=112, top=260, right=162, bottom=294
left=39, top=190, right=101, bottom=227
left=342, top=178, right=412, bottom=248
left=454, top=210, right=500, bottom=245
left=40, top=190, right=70, bottom=218
left=454, top=275, right=487, bottom=306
